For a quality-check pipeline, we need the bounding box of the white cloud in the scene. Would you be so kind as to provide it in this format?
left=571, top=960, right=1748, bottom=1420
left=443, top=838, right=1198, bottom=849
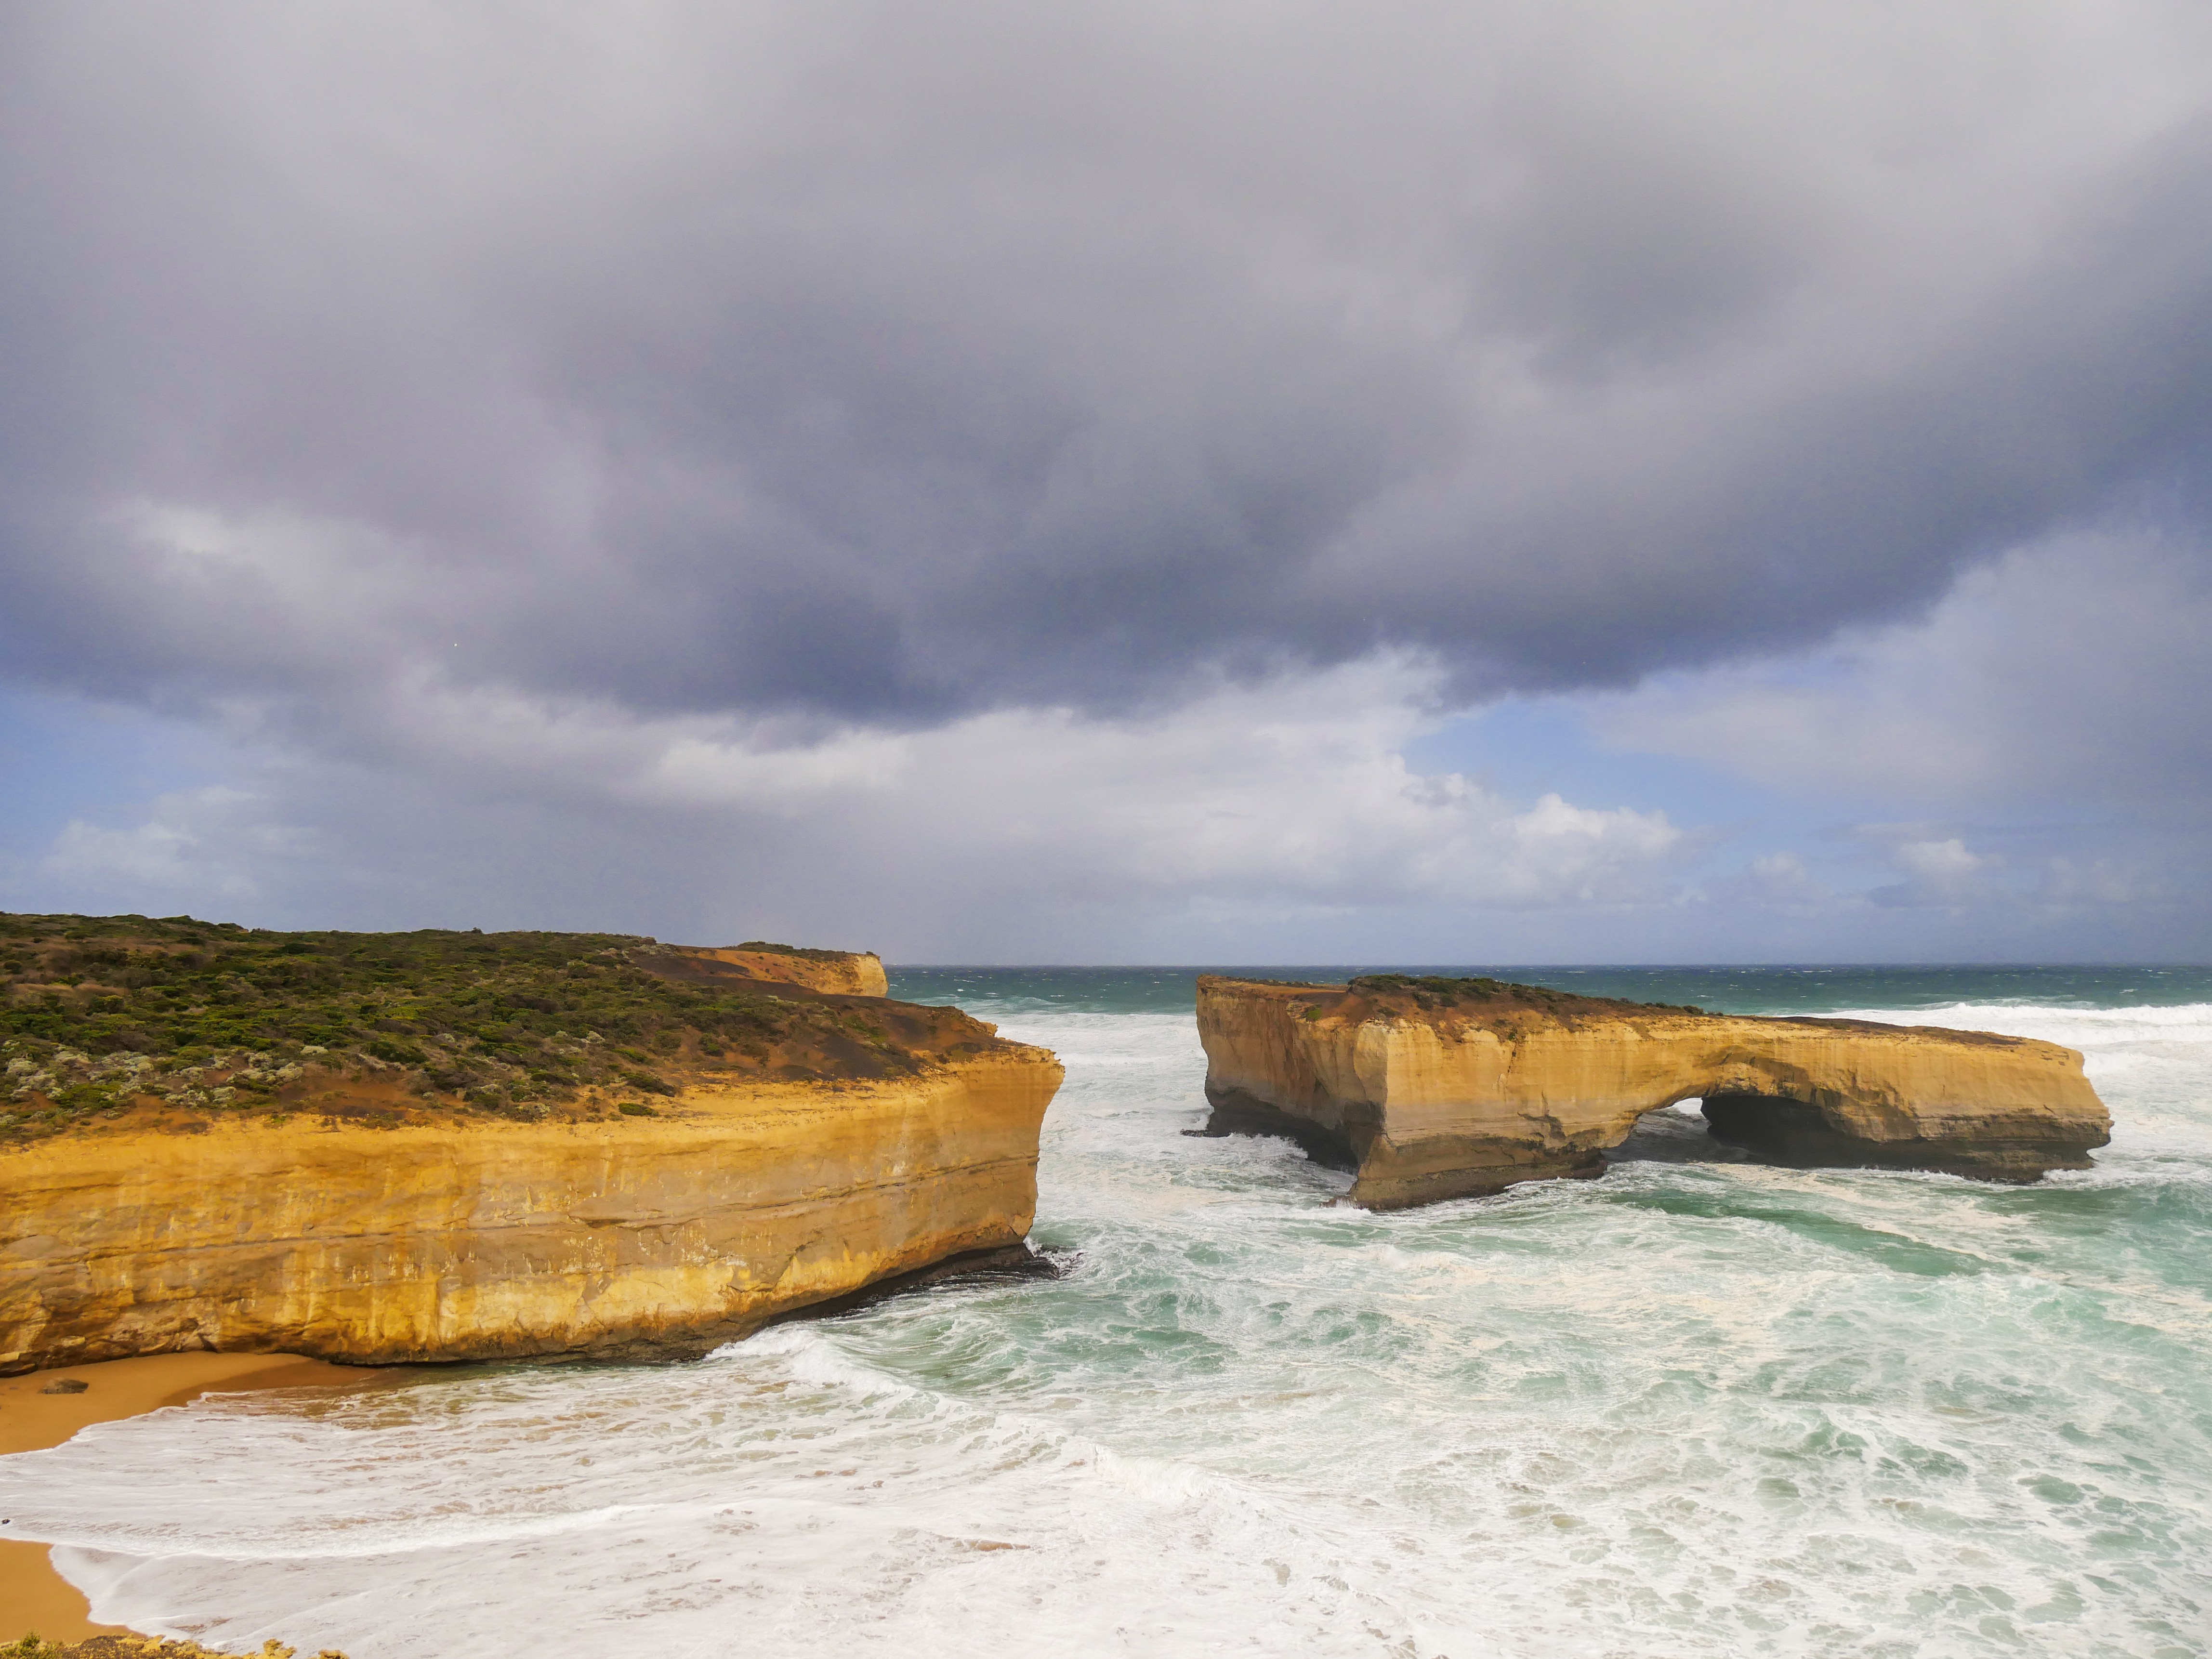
left=1895, top=838, right=1987, bottom=881
left=384, top=657, right=1685, bottom=910
left=14, top=658, right=1687, bottom=948
left=2038, top=857, right=2147, bottom=907
left=1746, top=851, right=1828, bottom=906
left=35, top=787, right=309, bottom=902
left=43, top=817, right=210, bottom=891
left=1868, top=833, right=2001, bottom=908
left=1580, top=529, right=2212, bottom=812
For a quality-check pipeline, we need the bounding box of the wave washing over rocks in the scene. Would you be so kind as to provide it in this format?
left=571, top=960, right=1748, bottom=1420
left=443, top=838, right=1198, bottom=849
left=2, top=968, right=2208, bottom=1658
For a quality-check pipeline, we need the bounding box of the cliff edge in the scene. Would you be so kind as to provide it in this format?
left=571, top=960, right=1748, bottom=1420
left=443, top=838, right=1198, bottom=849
left=680, top=941, right=889, bottom=998
left=1196, top=974, right=2109, bottom=1209
left=0, top=914, right=1059, bottom=1372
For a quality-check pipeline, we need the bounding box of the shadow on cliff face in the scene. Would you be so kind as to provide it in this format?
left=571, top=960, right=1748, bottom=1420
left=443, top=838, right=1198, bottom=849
left=1613, top=1096, right=2097, bottom=1183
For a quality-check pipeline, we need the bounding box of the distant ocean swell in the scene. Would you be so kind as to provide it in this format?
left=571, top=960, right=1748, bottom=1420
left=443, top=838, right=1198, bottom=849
left=1, top=969, right=2207, bottom=1658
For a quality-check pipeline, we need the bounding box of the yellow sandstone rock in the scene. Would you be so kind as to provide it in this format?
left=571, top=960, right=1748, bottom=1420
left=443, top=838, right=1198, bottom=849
left=676, top=943, right=890, bottom=997
left=0, top=1046, right=1060, bottom=1371
left=1196, top=975, right=2109, bottom=1209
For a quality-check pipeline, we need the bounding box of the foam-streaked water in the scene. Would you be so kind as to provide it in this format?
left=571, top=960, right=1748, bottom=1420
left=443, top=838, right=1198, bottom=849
left=4, top=967, right=2209, bottom=1658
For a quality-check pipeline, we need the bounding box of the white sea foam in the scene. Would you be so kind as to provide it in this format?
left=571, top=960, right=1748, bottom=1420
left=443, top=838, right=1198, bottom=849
left=4, top=983, right=2209, bottom=1658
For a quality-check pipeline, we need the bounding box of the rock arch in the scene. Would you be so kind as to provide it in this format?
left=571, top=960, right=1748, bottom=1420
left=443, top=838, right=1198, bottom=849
left=1194, top=975, right=2110, bottom=1210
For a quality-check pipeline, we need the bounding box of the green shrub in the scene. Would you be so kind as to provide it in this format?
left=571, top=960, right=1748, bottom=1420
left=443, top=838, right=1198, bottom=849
left=0, top=912, right=924, bottom=1142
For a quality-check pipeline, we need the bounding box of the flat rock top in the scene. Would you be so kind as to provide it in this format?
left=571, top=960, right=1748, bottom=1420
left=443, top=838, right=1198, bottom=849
left=1198, top=973, right=2029, bottom=1049
left=0, top=912, right=1025, bottom=1149
left=669, top=942, right=887, bottom=996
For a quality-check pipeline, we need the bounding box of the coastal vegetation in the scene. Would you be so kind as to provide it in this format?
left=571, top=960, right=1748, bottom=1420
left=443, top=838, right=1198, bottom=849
left=0, top=912, right=962, bottom=1146
left=1343, top=973, right=1707, bottom=1019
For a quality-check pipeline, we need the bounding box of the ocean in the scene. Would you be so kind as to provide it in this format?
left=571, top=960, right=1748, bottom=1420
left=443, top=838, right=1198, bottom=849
left=4, top=966, right=2209, bottom=1658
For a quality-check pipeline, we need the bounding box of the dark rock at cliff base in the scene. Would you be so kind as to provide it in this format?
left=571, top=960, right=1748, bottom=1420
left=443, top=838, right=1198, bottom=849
left=763, top=1242, right=1070, bottom=1331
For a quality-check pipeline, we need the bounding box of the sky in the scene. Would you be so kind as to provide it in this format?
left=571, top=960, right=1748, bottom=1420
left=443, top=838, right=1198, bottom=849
left=3, top=1, right=2211, bottom=963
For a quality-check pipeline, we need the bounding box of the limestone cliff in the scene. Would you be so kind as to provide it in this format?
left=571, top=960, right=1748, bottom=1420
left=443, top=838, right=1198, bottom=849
left=677, top=942, right=890, bottom=998
left=1197, top=974, right=2109, bottom=1209
left=0, top=913, right=1060, bottom=1372
left=0, top=1044, right=1058, bottom=1371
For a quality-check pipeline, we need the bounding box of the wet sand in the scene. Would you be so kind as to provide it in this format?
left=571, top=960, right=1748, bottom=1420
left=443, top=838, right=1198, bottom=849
left=0, top=1353, right=375, bottom=1642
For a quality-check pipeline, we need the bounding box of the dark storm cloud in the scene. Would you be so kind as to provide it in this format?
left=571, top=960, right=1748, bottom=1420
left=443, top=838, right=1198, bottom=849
left=4, top=0, right=2212, bottom=731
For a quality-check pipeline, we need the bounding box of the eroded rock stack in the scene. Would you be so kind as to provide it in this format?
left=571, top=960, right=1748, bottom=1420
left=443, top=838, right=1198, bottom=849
left=1196, top=974, right=2110, bottom=1209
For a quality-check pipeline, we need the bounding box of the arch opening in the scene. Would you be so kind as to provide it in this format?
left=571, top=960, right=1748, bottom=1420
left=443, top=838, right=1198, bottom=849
left=1607, top=1094, right=1729, bottom=1169
left=1604, top=1091, right=1849, bottom=1172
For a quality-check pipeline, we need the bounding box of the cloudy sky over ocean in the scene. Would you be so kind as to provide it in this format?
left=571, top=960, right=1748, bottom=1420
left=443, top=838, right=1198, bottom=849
left=4, top=1, right=2210, bottom=961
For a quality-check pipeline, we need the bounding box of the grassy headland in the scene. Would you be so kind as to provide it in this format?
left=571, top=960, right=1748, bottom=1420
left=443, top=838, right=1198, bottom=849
left=0, top=912, right=975, bottom=1145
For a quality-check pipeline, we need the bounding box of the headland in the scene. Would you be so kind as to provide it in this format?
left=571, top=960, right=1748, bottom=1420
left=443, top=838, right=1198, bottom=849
left=0, top=915, right=1063, bottom=1371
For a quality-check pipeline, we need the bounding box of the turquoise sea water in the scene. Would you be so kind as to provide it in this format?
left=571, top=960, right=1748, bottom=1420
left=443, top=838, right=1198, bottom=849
left=3, top=966, right=2208, bottom=1658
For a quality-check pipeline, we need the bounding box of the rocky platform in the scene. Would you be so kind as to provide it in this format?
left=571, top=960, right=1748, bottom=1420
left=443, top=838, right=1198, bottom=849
left=1196, top=974, right=2110, bottom=1209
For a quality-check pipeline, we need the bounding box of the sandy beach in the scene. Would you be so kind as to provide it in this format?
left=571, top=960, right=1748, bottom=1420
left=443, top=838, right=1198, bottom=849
left=0, top=1353, right=376, bottom=1643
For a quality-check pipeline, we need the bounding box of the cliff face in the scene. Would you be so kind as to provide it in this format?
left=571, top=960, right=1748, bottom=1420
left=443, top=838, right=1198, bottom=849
left=677, top=943, right=889, bottom=998
left=1197, top=975, right=2110, bottom=1209
left=0, top=1046, right=1060, bottom=1371
left=0, top=915, right=1059, bottom=1372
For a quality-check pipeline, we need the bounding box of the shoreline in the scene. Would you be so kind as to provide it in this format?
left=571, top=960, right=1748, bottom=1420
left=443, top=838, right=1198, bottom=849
left=0, top=1352, right=385, bottom=1643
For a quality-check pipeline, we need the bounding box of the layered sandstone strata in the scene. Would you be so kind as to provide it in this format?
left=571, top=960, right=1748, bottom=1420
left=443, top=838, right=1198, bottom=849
left=0, top=1043, right=1060, bottom=1372
left=1197, top=975, right=2109, bottom=1209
